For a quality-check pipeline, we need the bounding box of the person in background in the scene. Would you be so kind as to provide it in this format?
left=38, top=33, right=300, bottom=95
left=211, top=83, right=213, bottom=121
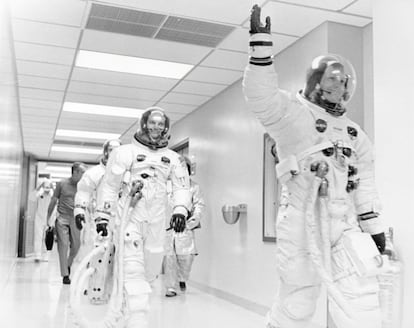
left=243, top=5, right=387, bottom=328
left=94, top=107, right=191, bottom=328
left=47, top=162, right=87, bottom=285
left=31, top=178, right=53, bottom=262
left=164, top=156, right=205, bottom=297
left=73, top=139, right=121, bottom=262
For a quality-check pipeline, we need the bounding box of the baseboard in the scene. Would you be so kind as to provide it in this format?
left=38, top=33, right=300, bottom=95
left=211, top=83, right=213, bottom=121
left=188, top=279, right=268, bottom=316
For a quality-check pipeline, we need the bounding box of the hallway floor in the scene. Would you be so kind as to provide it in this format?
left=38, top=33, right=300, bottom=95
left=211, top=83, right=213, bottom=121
left=0, top=252, right=265, bottom=328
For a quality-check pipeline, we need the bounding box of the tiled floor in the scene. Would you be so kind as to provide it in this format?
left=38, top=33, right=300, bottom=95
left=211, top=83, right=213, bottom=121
left=0, top=253, right=266, bottom=328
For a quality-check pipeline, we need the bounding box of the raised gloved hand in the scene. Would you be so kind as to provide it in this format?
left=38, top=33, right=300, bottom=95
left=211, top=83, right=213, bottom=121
left=371, top=232, right=386, bottom=254
left=75, top=213, right=85, bottom=230
left=170, top=213, right=187, bottom=233
left=96, top=222, right=108, bottom=237
left=250, top=4, right=271, bottom=34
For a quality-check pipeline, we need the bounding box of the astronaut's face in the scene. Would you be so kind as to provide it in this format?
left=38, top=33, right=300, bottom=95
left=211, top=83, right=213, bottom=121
left=319, top=64, right=347, bottom=104
left=43, top=182, right=52, bottom=193
left=147, top=112, right=166, bottom=141
left=104, top=140, right=121, bottom=159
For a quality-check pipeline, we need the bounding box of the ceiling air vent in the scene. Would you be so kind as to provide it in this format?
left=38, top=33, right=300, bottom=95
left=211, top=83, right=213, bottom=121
left=86, top=3, right=167, bottom=38
left=155, top=16, right=234, bottom=47
left=86, top=4, right=235, bottom=48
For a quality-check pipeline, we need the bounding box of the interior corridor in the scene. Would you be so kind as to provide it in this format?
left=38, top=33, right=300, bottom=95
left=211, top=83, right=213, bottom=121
left=0, top=252, right=266, bottom=328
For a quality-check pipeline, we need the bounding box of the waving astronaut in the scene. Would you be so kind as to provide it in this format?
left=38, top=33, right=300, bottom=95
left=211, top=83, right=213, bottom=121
left=94, top=107, right=191, bottom=328
left=73, top=139, right=121, bottom=262
left=243, top=5, right=387, bottom=328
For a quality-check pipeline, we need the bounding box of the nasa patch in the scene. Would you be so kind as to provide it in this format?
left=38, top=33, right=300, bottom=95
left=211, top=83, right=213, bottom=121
left=161, top=156, right=170, bottom=164
left=315, top=119, right=327, bottom=133
left=136, top=154, right=146, bottom=162
left=347, top=126, right=358, bottom=139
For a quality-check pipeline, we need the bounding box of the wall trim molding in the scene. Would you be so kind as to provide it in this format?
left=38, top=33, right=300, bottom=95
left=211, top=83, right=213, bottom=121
left=189, top=279, right=268, bottom=316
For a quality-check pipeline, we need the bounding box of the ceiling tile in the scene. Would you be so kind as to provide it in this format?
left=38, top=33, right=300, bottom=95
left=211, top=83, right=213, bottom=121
left=16, top=60, right=71, bottom=80
left=157, top=102, right=197, bottom=114
left=219, top=28, right=298, bottom=55
left=65, top=93, right=155, bottom=109
left=200, top=49, right=248, bottom=71
left=80, top=30, right=212, bottom=65
left=246, top=2, right=371, bottom=36
left=185, top=66, right=242, bottom=85
left=18, top=75, right=67, bottom=91
left=19, top=98, right=62, bottom=110
left=71, top=67, right=178, bottom=91
left=92, top=0, right=257, bottom=25
left=10, top=0, right=87, bottom=27
left=21, top=115, right=58, bottom=124
left=165, top=112, right=187, bottom=121
left=160, top=92, right=210, bottom=106
left=12, top=19, right=80, bottom=48
left=68, top=81, right=166, bottom=101
left=342, top=0, right=372, bottom=17
left=23, top=130, right=54, bottom=138
left=172, top=80, right=228, bottom=97
left=19, top=87, right=64, bottom=102
left=14, top=42, right=76, bottom=66
left=273, top=0, right=355, bottom=11
left=20, top=107, right=60, bottom=118
left=21, top=122, right=57, bottom=132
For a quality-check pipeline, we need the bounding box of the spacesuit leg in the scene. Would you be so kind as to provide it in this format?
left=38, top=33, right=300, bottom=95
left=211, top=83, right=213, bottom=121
left=124, top=221, right=152, bottom=328
left=164, top=254, right=178, bottom=291
left=266, top=278, right=321, bottom=328
left=33, top=217, right=44, bottom=260
left=144, top=220, right=166, bottom=284
left=177, top=254, right=194, bottom=282
left=329, top=237, right=381, bottom=328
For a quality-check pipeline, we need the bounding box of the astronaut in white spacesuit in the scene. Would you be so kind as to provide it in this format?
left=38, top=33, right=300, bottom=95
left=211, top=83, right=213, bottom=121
left=164, top=156, right=205, bottom=297
left=243, top=5, right=386, bottom=328
left=73, top=139, right=121, bottom=261
left=32, top=178, right=53, bottom=262
left=95, top=107, right=191, bottom=328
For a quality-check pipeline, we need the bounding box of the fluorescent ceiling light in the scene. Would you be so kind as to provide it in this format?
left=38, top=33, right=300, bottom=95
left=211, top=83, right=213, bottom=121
left=51, top=145, right=102, bottom=155
left=63, top=102, right=145, bottom=118
left=50, top=173, right=71, bottom=179
left=45, top=166, right=72, bottom=172
left=76, top=50, right=194, bottom=79
left=56, top=129, right=120, bottom=140
left=0, top=141, right=14, bottom=149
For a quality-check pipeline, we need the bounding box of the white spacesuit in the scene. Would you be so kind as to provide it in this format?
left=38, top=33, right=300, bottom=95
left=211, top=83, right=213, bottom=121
left=164, top=157, right=205, bottom=297
left=32, top=179, right=53, bottom=262
left=95, top=107, right=191, bottom=328
left=73, top=139, right=121, bottom=262
left=243, top=5, right=386, bottom=328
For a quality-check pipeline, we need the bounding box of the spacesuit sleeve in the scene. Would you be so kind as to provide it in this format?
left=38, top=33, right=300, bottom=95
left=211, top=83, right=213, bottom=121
left=169, top=155, right=191, bottom=217
left=242, top=33, right=298, bottom=139
left=187, top=182, right=205, bottom=230
left=74, top=169, right=97, bottom=217
left=96, top=147, right=131, bottom=221
left=353, top=130, right=384, bottom=235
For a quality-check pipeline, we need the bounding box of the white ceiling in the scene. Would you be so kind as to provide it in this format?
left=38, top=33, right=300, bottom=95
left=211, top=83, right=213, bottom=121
left=10, top=0, right=372, bottom=163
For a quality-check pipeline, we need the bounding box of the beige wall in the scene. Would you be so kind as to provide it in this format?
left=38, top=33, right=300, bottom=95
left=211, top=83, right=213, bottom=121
left=171, top=21, right=369, bottom=317
left=373, top=1, right=414, bottom=327
left=0, top=1, right=25, bottom=286
left=362, top=23, right=374, bottom=141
